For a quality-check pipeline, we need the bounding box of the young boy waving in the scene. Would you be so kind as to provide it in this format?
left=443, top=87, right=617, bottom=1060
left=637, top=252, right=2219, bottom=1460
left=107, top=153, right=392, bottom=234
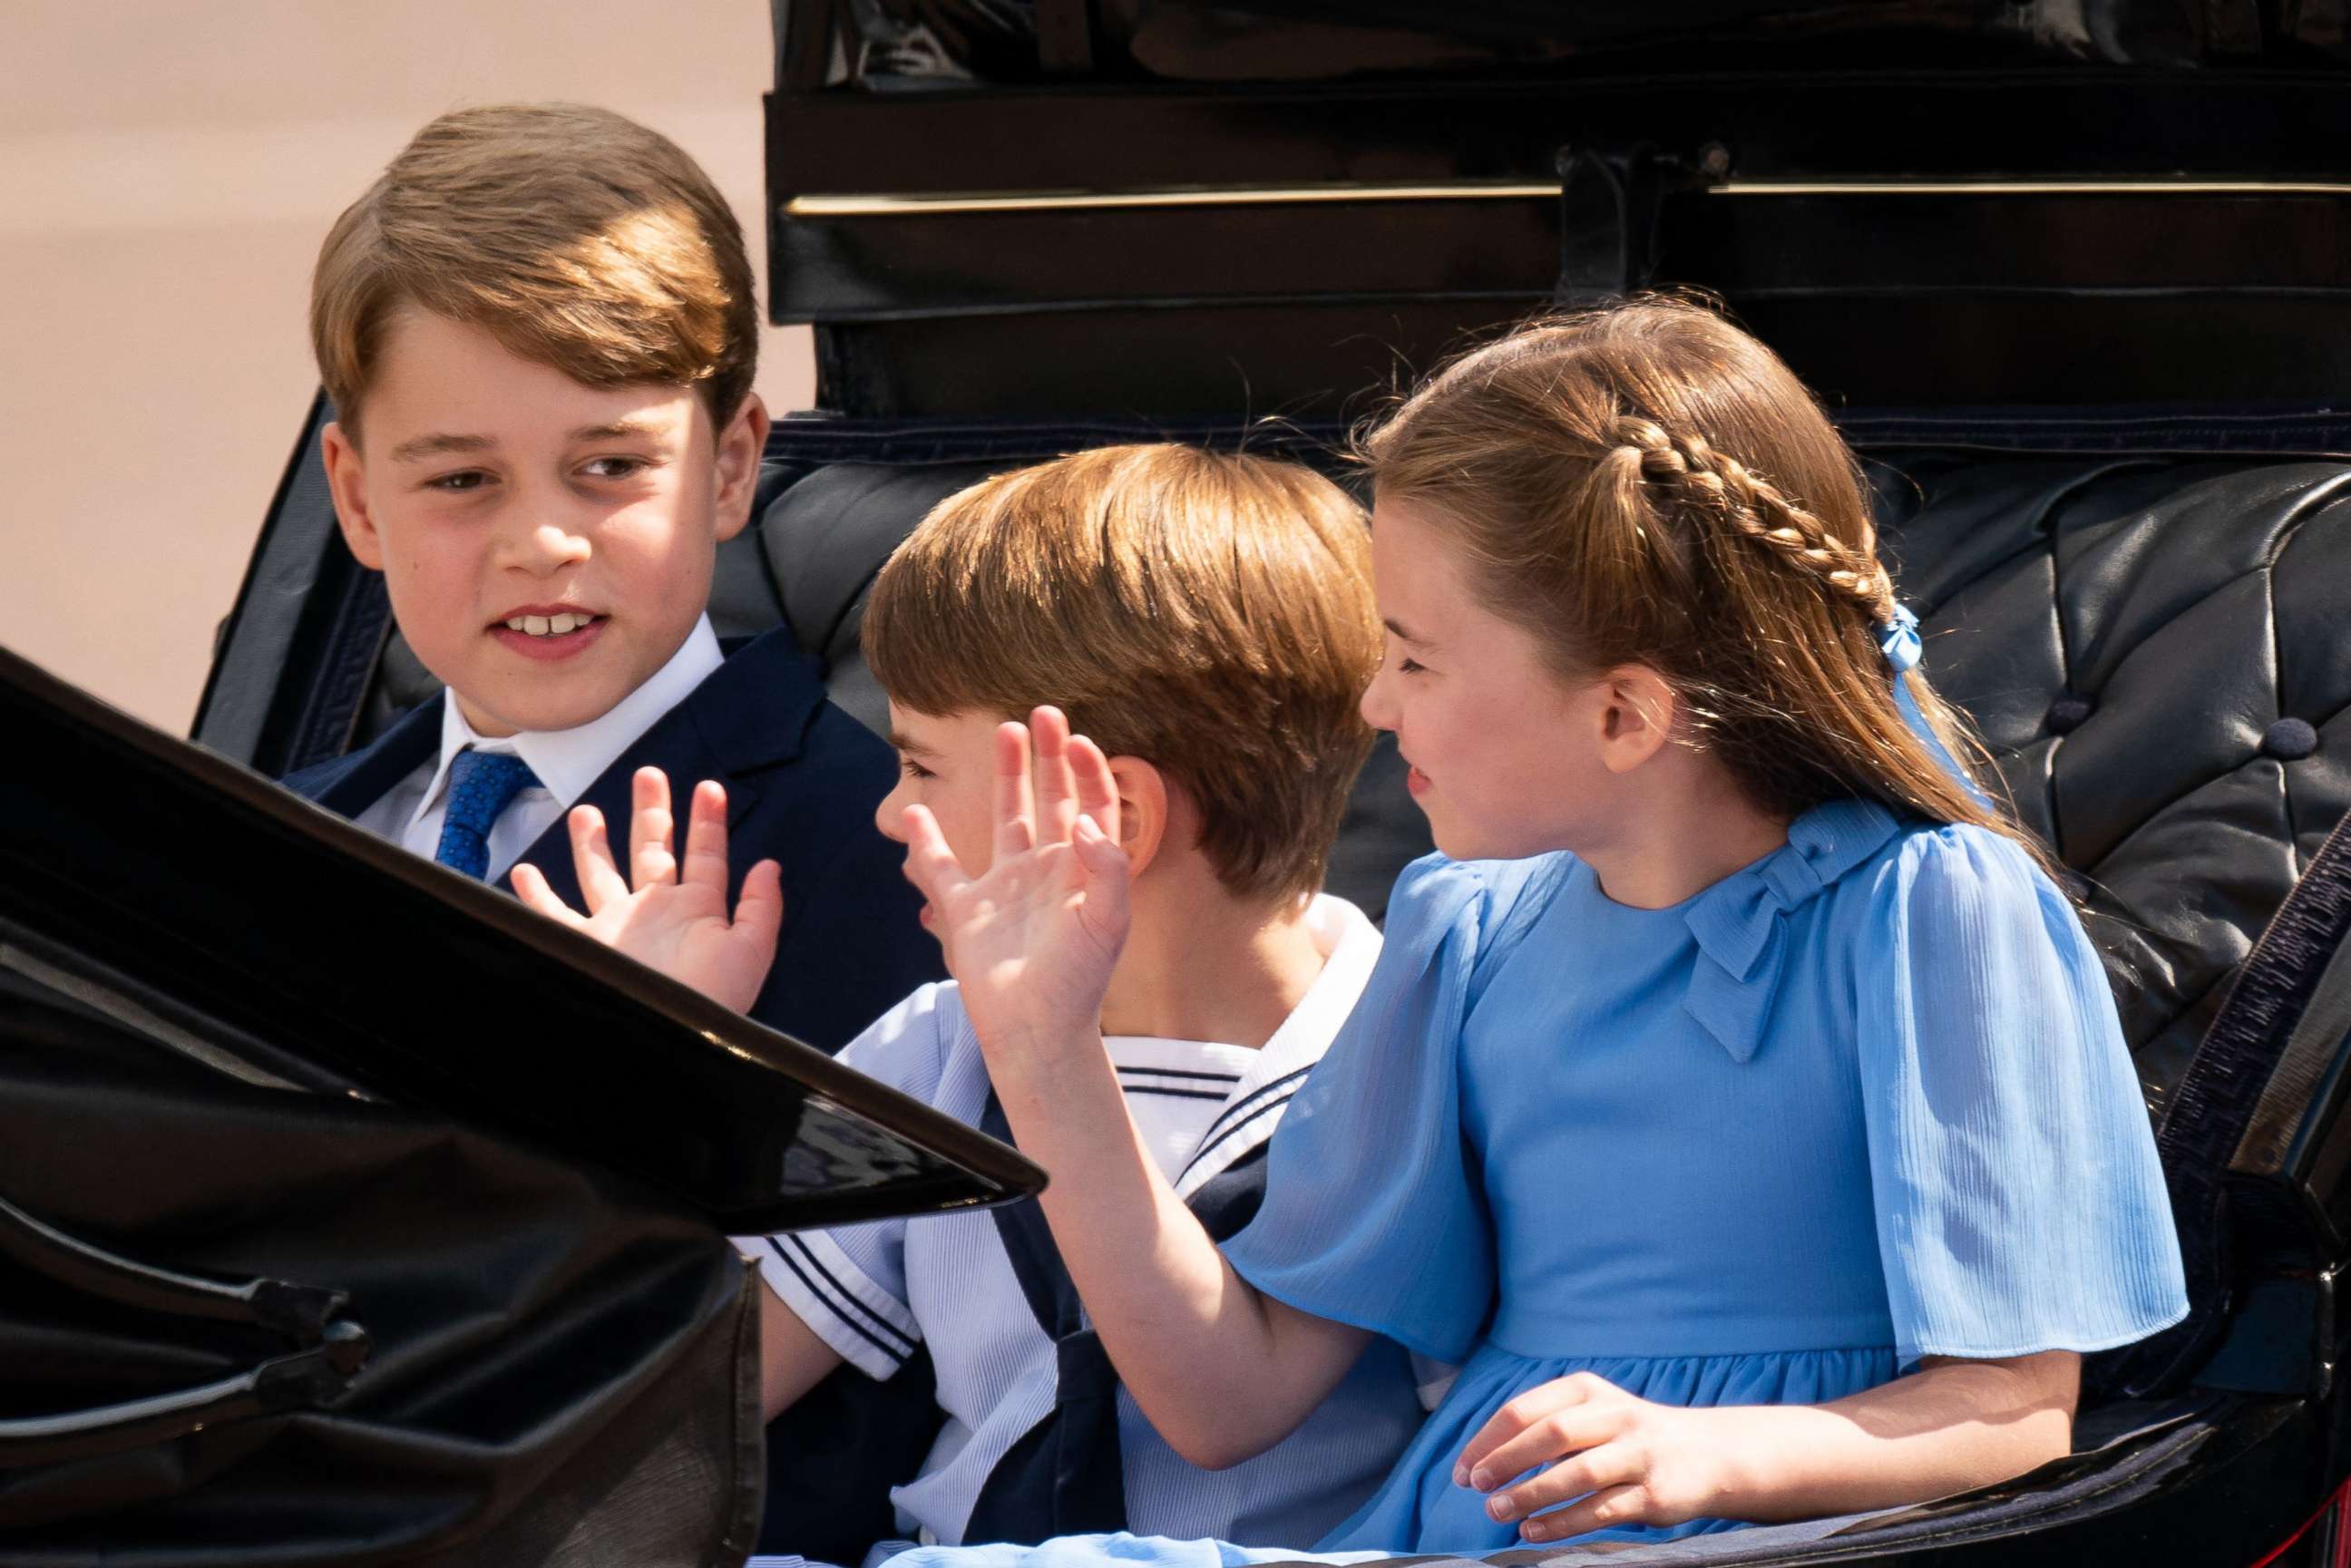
left=280, top=103, right=938, bottom=1050
left=524, top=445, right=1428, bottom=1555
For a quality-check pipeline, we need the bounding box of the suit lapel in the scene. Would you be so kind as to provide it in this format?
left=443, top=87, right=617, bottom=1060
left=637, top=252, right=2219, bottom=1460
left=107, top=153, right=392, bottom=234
left=496, top=630, right=825, bottom=905
left=497, top=707, right=735, bottom=908
left=307, top=694, right=445, bottom=819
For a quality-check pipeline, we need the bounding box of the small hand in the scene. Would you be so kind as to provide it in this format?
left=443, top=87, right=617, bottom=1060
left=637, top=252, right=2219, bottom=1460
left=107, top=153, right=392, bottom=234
left=512, top=767, right=784, bottom=1014
left=899, top=706, right=1130, bottom=1057
left=1453, top=1372, right=1741, bottom=1542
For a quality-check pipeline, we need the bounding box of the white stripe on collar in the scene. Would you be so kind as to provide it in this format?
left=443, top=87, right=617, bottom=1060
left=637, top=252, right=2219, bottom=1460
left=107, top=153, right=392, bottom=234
left=1173, top=894, right=1381, bottom=1201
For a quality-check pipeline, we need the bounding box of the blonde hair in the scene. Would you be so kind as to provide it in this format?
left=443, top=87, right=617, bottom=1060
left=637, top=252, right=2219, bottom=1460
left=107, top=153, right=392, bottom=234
left=1363, top=297, right=2044, bottom=864
left=311, top=102, right=757, bottom=437
left=864, top=444, right=1380, bottom=903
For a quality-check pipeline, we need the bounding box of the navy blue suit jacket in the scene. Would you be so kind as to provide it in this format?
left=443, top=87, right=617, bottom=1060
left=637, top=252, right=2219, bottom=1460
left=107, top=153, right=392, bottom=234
left=281, top=628, right=943, bottom=1054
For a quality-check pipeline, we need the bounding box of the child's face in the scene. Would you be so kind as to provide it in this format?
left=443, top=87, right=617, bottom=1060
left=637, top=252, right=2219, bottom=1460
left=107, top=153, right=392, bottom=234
left=320, top=310, right=766, bottom=736
left=1360, top=498, right=1615, bottom=862
left=875, top=704, right=1007, bottom=928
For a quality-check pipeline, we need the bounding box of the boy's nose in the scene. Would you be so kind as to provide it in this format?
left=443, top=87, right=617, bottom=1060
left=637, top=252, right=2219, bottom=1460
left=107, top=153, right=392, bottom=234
left=486, top=493, right=592, bottom=573
left=502, top=519, right=593, bottom=573
left=873, top=784, right=910, bottom=843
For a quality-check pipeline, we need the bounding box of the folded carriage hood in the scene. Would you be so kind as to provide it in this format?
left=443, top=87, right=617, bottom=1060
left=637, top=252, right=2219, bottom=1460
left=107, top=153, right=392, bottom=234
left=0, top=643, right=1039, bottom=1235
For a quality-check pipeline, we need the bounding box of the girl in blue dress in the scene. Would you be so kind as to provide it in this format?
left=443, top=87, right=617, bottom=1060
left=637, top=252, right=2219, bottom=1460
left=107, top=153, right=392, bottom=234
left=890, top=298, right=2190, bottom=1557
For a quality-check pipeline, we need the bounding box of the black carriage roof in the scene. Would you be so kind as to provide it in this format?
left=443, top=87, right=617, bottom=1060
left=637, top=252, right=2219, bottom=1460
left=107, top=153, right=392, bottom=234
left=761, top=0, right=2351, bottom=420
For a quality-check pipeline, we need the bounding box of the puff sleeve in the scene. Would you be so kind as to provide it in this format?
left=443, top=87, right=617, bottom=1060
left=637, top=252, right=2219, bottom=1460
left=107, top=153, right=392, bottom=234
left=1223, top=853, right=1564, bottom=1364
left=1855, top=827, right=2189, bottom=1368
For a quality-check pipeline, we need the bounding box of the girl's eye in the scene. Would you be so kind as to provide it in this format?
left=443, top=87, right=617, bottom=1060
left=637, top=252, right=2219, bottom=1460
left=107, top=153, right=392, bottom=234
left=899, top=757, right=935, bottom=782
left=1397, top=657, right=1427, bottom=676
left=425, top=470, right=492, bottom=493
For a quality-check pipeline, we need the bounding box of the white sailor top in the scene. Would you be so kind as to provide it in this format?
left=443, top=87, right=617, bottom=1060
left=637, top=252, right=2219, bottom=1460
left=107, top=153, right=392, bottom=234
left=738, top=895, right=1427, bottom=1550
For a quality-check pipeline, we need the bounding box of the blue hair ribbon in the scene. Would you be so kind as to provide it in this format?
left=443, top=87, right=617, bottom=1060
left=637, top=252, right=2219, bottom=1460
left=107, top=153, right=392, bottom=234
left=1877, top=603, right=1993, bottom=808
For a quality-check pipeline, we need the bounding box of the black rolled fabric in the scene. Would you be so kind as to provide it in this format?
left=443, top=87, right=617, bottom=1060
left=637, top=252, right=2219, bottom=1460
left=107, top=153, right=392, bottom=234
left=0, top=969, right=763, bottom=1567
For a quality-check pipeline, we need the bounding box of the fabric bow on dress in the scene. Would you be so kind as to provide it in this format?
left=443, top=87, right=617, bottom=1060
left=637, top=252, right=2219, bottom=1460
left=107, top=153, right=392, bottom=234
left=1681, top=798, right=1902, bottom=1062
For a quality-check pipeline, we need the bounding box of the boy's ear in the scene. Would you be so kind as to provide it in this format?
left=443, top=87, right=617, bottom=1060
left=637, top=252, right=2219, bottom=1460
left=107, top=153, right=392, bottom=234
left=320, top=421, right=385, bottom=571
left=1104, top=755, right=1169, bottom=881
left=1595, top=666, right=1678, bottom=774
left=711, top=394, right=771, bottom=544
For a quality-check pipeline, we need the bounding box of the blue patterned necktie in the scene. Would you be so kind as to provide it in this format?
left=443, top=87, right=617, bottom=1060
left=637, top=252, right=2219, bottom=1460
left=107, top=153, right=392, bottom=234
left=434, top=748, right=542, bottom=880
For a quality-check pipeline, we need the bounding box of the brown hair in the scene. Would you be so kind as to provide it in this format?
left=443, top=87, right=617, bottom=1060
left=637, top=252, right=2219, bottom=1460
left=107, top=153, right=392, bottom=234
left=1362, top=297, right=2043, bottom=864
left=311, top=102, right=757, bottom=437
left=864, top=444, right=1380, bottom=903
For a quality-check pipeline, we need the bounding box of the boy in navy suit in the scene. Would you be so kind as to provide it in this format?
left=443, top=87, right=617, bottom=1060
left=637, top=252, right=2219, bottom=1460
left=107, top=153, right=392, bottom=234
left=280, top=102, right=939, bottom=1051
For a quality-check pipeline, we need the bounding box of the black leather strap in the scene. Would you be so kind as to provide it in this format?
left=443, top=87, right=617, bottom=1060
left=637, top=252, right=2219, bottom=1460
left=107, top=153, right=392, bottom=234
left=0, top=1193, right=371, bottom=1467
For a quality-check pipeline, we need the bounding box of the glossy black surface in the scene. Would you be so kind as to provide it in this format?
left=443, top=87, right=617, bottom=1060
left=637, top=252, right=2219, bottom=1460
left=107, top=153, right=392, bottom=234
left=1, top=643, right=1039, bottom=1233
left=766, top=71, right=2351, bottom=197
left=764, top=4, right=2351, bottom=423
left=788, top=0, right=2342, bottom=88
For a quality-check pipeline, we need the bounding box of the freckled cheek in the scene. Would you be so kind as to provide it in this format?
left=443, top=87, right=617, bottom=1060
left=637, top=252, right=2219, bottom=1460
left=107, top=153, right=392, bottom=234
left=609, top=517, right=715, bottom=605
left=389, top=544, right=471, bottom=626
left=944, top=798, right=997, bottom=876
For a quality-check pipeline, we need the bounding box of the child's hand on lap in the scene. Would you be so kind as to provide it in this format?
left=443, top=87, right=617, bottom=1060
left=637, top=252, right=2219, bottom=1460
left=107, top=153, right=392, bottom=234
left=512, top=766, right=784, bottom=1014
left=901, top=706, right=1130, bottom=1059
left=1454, top=1373, right=1741, bottom=1542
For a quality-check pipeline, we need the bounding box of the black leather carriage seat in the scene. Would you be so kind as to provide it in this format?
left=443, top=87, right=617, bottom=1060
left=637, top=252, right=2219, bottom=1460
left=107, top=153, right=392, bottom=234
left=359, top=429, right=2351, bottom=1116
left=1866, top=452, right=2351, bottom=1114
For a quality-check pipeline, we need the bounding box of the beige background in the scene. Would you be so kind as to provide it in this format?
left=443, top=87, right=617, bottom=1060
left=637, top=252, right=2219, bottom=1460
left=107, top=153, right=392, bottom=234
left=0, top=0, right=816, bottom=734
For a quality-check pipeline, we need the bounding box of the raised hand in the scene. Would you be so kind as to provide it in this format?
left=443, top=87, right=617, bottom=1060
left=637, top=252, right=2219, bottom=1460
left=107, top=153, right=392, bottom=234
left=511, top=766, right=784, bottom=1014
left=899, top=706, right=1131, bottom=1057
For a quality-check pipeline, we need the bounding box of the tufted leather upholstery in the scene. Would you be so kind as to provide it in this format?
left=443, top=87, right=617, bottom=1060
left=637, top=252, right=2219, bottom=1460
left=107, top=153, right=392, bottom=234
left=360, top=435, right=2351, bottom=1112
left=1868, top=452, right=2351, bottom=1115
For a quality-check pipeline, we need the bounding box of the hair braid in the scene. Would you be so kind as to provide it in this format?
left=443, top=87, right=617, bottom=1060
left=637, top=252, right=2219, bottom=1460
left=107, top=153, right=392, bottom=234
left=1614, top=417, right=1897, bottom=624
left=1363, top=298, right=2053, bottom=881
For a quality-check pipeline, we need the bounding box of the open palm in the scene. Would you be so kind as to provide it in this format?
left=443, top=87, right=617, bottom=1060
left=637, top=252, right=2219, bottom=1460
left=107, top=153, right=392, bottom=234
left=512, top=767, right=784, bottom=1014
left=900, top=707, right=1132, bottom=1053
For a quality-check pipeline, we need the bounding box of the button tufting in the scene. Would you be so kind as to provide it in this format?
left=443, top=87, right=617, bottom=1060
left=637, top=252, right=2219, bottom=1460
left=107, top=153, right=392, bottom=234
left=2263, top=717, right=2320, bottom=761
left=2047, top=696, right=2095, bottom=735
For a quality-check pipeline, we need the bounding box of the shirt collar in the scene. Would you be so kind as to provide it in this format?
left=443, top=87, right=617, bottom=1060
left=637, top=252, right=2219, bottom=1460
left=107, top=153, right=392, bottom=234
left=407, top=616, right=726, bottom=829
left=1240, top=893, right=1382, bottom=1096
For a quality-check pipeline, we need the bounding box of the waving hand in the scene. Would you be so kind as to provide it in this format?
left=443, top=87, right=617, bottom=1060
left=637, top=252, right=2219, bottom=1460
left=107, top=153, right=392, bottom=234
left=512, top=767, right=784, bottom=1013
left=899, top=707, right=1131, bottom=1053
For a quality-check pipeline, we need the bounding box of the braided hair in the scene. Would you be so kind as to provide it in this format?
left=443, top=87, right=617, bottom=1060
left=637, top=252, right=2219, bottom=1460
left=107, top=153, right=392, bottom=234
left=1359, top=297, right=2039, bottom=865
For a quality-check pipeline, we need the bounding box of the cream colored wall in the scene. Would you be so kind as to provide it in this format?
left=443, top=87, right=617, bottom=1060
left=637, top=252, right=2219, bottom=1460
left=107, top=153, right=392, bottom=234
left=0, top=0, right=815, bottom=734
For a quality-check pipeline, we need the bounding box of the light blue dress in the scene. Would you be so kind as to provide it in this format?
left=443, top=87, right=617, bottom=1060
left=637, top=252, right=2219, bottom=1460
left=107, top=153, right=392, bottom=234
left=886, top=798, right=2188, bottom=1567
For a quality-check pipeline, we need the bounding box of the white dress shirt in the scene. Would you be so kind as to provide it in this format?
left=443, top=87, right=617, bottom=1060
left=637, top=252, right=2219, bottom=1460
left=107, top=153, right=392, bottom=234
left=353, top=617, right=726, bottom=880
